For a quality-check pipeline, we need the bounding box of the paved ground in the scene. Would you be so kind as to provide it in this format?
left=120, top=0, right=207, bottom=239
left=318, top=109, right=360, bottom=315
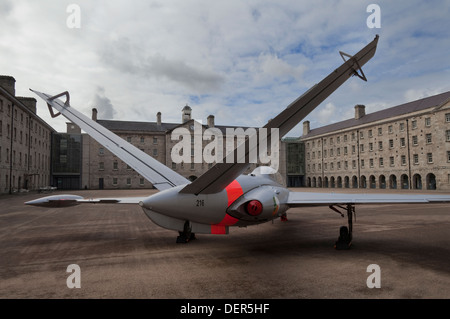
left=1, top=188, right=450, bottom=299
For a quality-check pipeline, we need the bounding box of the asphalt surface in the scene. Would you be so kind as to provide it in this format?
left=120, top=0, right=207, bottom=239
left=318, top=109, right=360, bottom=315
left=1, top=188, right=450, bottom=299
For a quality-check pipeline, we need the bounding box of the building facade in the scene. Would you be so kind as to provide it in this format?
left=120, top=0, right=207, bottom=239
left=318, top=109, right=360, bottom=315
left=0, top=76, right=54, bottom=194
left=298, top=91, right=450, bottom=191
left=72, top=106, right=281, bottom=190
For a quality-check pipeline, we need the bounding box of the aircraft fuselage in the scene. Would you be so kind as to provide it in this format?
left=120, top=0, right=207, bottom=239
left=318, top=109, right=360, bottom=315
left=139, top=174, right=290, bottom=235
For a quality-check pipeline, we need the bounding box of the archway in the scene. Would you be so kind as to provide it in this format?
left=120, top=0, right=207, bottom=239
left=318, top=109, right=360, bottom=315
left=379, top=175, right=386, bottom=189
left=389, top=175, right=397, bottom=189
left=344, top=176, right=350, bottom=188
left=312, top=177, right=316, bottom=188
left=318, top=177, right=322, bottom=188
left=360, top=175, right=367, bottom=189
left=330, top=176, right=335, bottom=188
left=401, top=174, right=409, bottom=189
left=369, top=175, right=376, bottom=189
left=426, top=173, right=436, bottom=190
left=412, top=174, right=422, bottom=189
left=324, top=177, right=329, bottom=188
left=352, top=176, right=358, bottom=188
left=337, top=176, right=342, bottom=188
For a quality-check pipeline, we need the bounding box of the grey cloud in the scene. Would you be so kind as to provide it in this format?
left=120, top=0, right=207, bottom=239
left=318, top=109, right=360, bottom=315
left=100, top=37, right=224, bottom=93
left=92, top=87, right=116, bottom=119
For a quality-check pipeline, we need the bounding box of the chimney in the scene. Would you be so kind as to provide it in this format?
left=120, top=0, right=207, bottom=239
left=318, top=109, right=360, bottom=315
left=303, top=121, right=310, bottom=136
left=0, top=75, right=16, bottom=96
left=207, top=115, right=215, bottom=128
left=92, top=108, right=98, bottom=121
left=182, top=104, right=192, bottom=123
left=17, top=97, right=37, bottom=114
left=66, top=122, right=81, bottom=134
left=157, top=112, right=161, bottom=128
left=354, top=104, right=365, bottom=120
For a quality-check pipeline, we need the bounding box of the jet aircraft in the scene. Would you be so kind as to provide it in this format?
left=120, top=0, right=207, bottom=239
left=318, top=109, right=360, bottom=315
left=25, top=35, right=450, bottom=247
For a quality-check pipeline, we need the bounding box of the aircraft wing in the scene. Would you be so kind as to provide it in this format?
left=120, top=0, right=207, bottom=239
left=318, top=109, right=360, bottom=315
left=180, top=35, right=379, bottom=195
left=286, top=191, right=450, bottom=207
left=25, top=194, right=148, bottom=207
left=31, top=89, right=190, bottom=191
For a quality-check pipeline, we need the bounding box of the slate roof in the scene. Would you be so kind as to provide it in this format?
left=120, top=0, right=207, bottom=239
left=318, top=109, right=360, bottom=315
left=302, top=91, right=450, bottom=139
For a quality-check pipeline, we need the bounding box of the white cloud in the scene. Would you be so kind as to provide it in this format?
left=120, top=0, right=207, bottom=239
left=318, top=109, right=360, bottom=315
left=1, top=0, right=449, bottom=136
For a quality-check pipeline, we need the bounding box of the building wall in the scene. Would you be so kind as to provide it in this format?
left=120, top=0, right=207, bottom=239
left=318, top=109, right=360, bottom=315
left=302, top=101, right=450, bottom=191
left=0, top=77, right=53, bottom=194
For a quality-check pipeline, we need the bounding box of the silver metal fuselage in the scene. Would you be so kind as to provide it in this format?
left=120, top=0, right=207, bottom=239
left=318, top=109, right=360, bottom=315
left=139, top=174, right=290, bottom=234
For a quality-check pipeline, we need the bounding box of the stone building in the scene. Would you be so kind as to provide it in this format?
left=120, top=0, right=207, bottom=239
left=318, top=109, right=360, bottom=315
left=74, top=106, right=282, bottom=190
left=299, top=91, right=450, bottom=191
left=0, top=76, right=54, bottom=194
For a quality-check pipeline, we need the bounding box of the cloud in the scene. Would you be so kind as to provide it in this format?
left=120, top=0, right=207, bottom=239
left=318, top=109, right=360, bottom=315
left=100, top=37, right=224, bottom=94
left=91, top=87, right=116, bottom=119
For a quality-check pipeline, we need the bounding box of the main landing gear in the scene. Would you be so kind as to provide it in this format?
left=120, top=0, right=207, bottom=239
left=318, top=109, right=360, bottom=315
left=329, top=204, right=355, bottom=250
left=176, top=221, right=197, bottom=244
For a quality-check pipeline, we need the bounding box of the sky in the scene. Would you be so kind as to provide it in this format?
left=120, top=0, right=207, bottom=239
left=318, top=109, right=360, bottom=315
left=1, top=0, right=449, bottom=136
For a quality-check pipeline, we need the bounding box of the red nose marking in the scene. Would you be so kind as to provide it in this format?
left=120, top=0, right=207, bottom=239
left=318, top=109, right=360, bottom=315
left=246, top=200, right=263, bottom=216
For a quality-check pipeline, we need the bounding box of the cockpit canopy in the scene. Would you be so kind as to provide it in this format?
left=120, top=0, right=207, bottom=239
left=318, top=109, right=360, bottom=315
left=250, top=166, right=286, bottom=187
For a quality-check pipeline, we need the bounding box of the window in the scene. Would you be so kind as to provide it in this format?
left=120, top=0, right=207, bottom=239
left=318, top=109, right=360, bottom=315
left=425, top=117, right=431, bottom=127
left=361, top=159, right=365, bottom=168
left=388, top=125, right=393, bottom=134
left=153, top=137, right=158, bottom=144
left=360, top=131, right=364, bottom=139
left=369, top=143, right=373, bottom=151
left=127, top=137, right=132, bottom=143
left=370, top=158, right=374, bottom=168
left=379, top=157, right=384, bottom=167
left=400, top=138, right=406, bottom=147
left=378, top=127, right=382, bottom=135
left=113, top=161, right=118, bottom=170
left=413, top=154, right=419, bottom=165
left=368, top=130, right=373, bottom=137
left=426, top=133, right=432, bottom=144
left=378, top=141, right=383, bottom=151
left=411, top=120, right=417, bottom=129
left=140, top=178, right=145, bottom=185
left=126, top=178, right=131, bottom=185
left=140, top=137, right=145, bottom=143
left=400, top=123, right=405, bottom=131
left=337, top=136, right=340, bottom=144
left=447, top=151, right=450, bottom=162
left=344, top=135, right=348, bottom=142
left=427, top=153, right=433, bottom=163
left=352, top=145, right=356, bottom=154
left=401, top=155, right=406, bottom=165
left=172, top=162, right=176, bottom=169
left=412, top=136, right=418, bottom=145
left=446, top=113, right=450, bottom=122
left=99, top=147, right=104, bottom=155
left=153, top=149, right=158, bottom=156
left=337, top=148, right=340, bottom=156
left=446, top=130, right=450, bottom=142
left=344, top=147, right=348, bottom=155
left=337, top=162, right=341, bottom=170
left=389, top=139, right=394, bottom=148
left=99, top=162, right=104, bottom=170
left=352, top=160, right=356, bottom=169
left=113, top=178, right=118, bottom=185
left=390, top=156, right=394, bottom=166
